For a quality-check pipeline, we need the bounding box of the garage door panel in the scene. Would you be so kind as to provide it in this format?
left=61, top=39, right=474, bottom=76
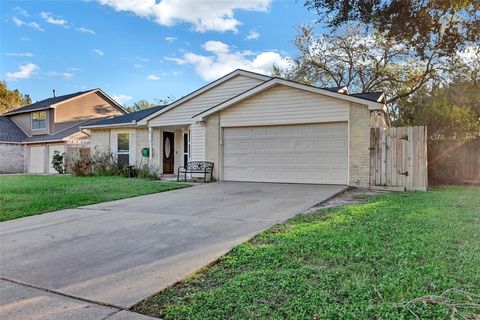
left=29, top=146, right=45, bottom=173
left=223, top=122, right=348, bottom=185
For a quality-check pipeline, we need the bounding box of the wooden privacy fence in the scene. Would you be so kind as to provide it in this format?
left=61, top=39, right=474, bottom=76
left=370, top=126, right=428, bottom=191
left=428, top=137, right=480, bottom=185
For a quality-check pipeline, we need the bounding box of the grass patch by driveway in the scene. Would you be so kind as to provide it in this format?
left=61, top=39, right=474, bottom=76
left=134, top=187, right=480, bottom=320
left=0, top=175, right=187, bottom=221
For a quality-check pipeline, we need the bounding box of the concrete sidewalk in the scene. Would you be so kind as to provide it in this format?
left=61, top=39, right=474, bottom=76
left=0, top=182, right=346, bottom=319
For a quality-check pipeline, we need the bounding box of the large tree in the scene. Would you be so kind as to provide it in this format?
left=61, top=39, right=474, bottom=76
left=0, top=81, right=32, bottom=114
left=395, top=79, right=480, bottom=142
left=304, top=0, right=479, bottom=57
left=284, top=26, right=444, bottom=102
left=124, top=96, right=175, bottom=113
left=281, top=25, right=479, bottom=120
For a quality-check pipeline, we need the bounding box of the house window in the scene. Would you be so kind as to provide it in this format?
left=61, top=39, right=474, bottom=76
left=117, top=133, right=130, bottom=165
left=32, top=111, right=46, bottom=130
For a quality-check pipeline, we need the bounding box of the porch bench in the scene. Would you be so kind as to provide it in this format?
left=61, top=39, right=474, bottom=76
left=177, top=161, right=214, bottom=182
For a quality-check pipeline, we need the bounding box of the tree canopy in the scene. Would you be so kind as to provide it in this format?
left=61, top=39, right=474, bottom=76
left=124, top=96, right=175, bottom=113
left=0, top=81, right=32, bottom=114
left=304, top=0, right=479, bottom=57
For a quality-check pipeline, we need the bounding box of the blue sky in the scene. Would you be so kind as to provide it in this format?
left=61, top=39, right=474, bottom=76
left=1, top=0, right=321, bottom=105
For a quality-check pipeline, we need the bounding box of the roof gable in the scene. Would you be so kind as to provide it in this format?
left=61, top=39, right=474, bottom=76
left=2, top=89, right=127, bottom=116
left=193, top=78, right=386, bottom=120
left=138, top=69, right=270, bottom=125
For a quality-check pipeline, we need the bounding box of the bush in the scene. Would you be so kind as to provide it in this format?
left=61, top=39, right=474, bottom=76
left=51, top=151, right=65, bottom=174
left=136, top=164, right=158, bottom=180
left=70, top=155, right=92, bottom=176
left=91, top=149, right=123, bottom=176
left=89, top=148, right=159, bottom=179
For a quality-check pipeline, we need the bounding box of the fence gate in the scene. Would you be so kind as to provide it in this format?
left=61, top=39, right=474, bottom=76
left=370, top=126, right=428, bottom=191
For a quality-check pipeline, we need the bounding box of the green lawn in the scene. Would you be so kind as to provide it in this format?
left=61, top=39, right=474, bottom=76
left=0, top=175, right=187, bottom=221
left=134, top=187, right=480, bottom=320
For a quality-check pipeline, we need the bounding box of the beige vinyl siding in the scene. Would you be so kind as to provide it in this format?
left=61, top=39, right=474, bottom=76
left=9, top=113, right=32, bottom=136
left=190, top=123, right=205, bottom=161
left=220, top=84, right=350, bottom=127
left=149, top=75, right=264, bottom=127
left=54, top=92, right=122, bottom=123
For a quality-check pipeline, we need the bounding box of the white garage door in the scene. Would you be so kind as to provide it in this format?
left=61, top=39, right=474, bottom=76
left=29, top=146, right=45, bottom=173
left=223, top=123, right=348, bottom=184
left=48, top=144, right=65, bottom=173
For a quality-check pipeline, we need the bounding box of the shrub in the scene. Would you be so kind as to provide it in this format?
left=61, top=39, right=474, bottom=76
left=136, top=164, right=158, bottom=180
left=51, top=151, right=65, bottom=174
left=91, top=149, right=123, bottom=176
left=89, top=148, right=158, bottom=179
left=70, top=154, right=93, bottom=176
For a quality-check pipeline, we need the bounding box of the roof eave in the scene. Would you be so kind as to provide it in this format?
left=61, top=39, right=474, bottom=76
left=80, top=122, right=142, bottom=129
left=3, top=106, right=53, bottom=116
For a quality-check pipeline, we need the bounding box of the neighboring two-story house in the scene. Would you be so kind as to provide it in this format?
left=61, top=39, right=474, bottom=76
left=0, top=89, right=126, bottom=173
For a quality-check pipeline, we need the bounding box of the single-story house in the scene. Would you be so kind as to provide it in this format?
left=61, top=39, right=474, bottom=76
left=83, top=69, right=388, bottom=187
left=0, top=89, right=126, bottom=173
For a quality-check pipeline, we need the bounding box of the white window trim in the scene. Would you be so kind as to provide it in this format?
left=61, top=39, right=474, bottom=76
left=111, top=129, right=136, bottom=166
left=183, top=131, right=190, bottom=166
left=117, top=132, right=130, bottom=165
left=31, top=111, right=47, bottom=131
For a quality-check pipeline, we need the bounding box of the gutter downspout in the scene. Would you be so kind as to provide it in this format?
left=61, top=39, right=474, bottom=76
left=148, top=127, right=153, bottom=164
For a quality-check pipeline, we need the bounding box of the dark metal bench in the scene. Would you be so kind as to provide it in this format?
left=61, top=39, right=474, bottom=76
left=177, top=161, right=214, bottom=182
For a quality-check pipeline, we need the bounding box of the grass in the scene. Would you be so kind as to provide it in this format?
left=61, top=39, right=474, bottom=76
left=0, top=175, right=188, bottom=221
left=133, top=187, right=480, bottom=320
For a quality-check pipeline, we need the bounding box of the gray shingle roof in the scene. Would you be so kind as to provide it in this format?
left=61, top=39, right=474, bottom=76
left=21, top=118, right=105, bottom=143
left=322, top=86, right=347, bottom=93
left=2, top=89, right=96, bottom=116
left=350, top=92, right=385, bottom=103
left=83, top=105, right=167, bottom=127
left=0, top=116, right=27, bottom=142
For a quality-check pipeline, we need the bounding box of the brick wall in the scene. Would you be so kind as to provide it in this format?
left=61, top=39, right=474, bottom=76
left=90, top=129, right=111, bottom=153
left=349, top=103, right=371, bottom=187
left=0, top=143, right=26, bottom=173
left=205, top=114, right=220, bottom=179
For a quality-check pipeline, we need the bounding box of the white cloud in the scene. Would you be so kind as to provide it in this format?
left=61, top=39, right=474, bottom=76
left=112, top=94, right=132, bottom=104
left=133, top=63, right=143, bottom=68
left=76, top=27, right=96, bottom=35
left=146, top=74, right=160, bottom=80
left=4, top=52, right=34, bottom=57
left=172, top=40, right=291, bottom=81
left=12, top=17, right=44, bottom=31
left=6, top=63, right=39, bottom=81
left=67, top=67, right=83, bottom=71
left=13, top=6, right=29, bottom=17
left=20, top=37, right=30, bottom=41
left=165, top=36, right=178, bottom=42
left=96, top=0, right=271, bottom=32
left=164, top=56, right=187, bottom=65
left=93, top=49, right=105, bottom=56
left=40, top=12, right=68, bottom=26
left=47, top=71, right=74, bottom=79
left=246, top=30, right=260, bottom=40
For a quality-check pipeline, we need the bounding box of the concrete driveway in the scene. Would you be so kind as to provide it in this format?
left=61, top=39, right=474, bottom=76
left=0, top=182, right=345, bottom=319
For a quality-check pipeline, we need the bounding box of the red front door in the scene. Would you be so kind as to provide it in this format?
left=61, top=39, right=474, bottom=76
left=163, top=132, right=174, bottom=174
